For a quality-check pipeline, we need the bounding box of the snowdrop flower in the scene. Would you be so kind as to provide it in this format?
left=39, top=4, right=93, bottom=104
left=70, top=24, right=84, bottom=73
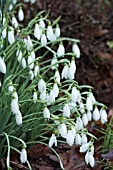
left=90, top=145, right=94, bottom=155
left=55, top=24, right=60, bottom=38
left=38, top=79, right=46, bottom=92
left=39, top=19, right=45, bottom=29
left=9, top=4, right=13, bottom=11
left=68, top=66, right=75, bottom=80
left=40, top=91, right=46, bottom=101
left=66, top=130, right=75, bottom=146
left=15, top=111, right=22, bottom=125
left=13, top=91, right=18, bottom=102
left=24, top=36, right=33, bottom=51
left=85, top=151, right=95, bottom=167
left=18, top=7, right=24, bottom=21
left=43, top=106, right=50, bottom=119
left=79, top=101, right=85, bottom=114
left=2, top=28, right=7, bottom=39
left=75, top=134, right=81, bottom=145
left=82, top=114, right=88, bottom=126
left=28, top=54, right=34, bottom=69
left=8, top=85, right=14, bottom=92
left=12, top=0, right=17, bottom=4
left=86, top=94, right=93, bottom=112
left=93, top=107, right=100, bottom=121
left=47, top=22, right=54, bottom=41
left=51, top=56, right=58, bottom=70
left=11, top=99, right=19, bottom=115
left=53, top=83, right=59, bottom=97
left=61, top=64, right=68, bottom=79
left=30, top=50, right=35, bottom=60
left=21, top=58, right=26, bottom=68
left=33, top=91, right=37, bottom=103
left=0, top=57, right=6, bottom=74
left=63, top=103, right=70, bottom=118
left=76, top=117, right=83, bottom=130
left=71, top=125, right=77, bottom=137
left=68, top=101, right=76, bottom=110
left=80, top=143, right=89, bottom=153
left=70, top=58, right=76, bottom=74
left=57, top=42, right=65, bottom=57
left=90, top=92, right=96, bottom=104
left=12, top=15, right=18, bottom=28
left=41, top=32, right=47, bottom=47
left=20, top=149, right=27, bottom=163
left=71, top=87, right=79, bottom=103
left=81, top=134, right=88, bottom=144
left=54, top=70, right=60, bottom=84
left=49, top=90, right=55, bottom=103
left=8, top=27, right=15, bottom=44
left=49, top=134, right=57, bottom=147
left=16, top=50, right=22, bottom=62
left=87, top=111, right=92, bottom=121
left=34, top=23, right=41, bottom=40
left=100, top=108, right=108, bottom=124
left=34, top=64, right=39, bottom=77
left=72, top=43, right=80, bottom=58
left=58, top=123, right=67, bottom=138
left=29, top=70, right=34, bottom=80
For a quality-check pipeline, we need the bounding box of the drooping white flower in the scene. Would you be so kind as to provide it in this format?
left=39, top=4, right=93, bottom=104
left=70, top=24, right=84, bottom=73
left=34, top=23, right=41, bottom=40
left=47, top=23, right=54, bottom=41
left=87, top=111, right=92, bottom=121
left=11, top=99, right=19, bottom=115
left=71, top=87, right=79, bottom=103
left=76, top=117, right=83, bottom=130
left=12, top=0, right=17, bottom=4
left=49, top=134, right=57, bottom=147
left=58, top=123, right=67, bottom=138
left=20, top=149, right=27, bottom=163
left=21, top=58, right=26, bottom=68
left=15, top=111, right=22, bottom=125
left=2, top=28, right=7, bottom=39
left=29, top=70, right=34, bottom=80
left=81, top=134, right=88, bottom=144
left=66, top=130, right=75, bottom=146
left=13, top=91, right=18, bottom=102
left=33, top=91, right=37, bottom=103
left=71, top=125, right=77, bottom=137
left=38, top=79, right=46, bottom=92
left=80, top=143, right=89, bottom=153
left=48, top=89, right=55, bottom=103
left=24, top=36, right=33, bottom=51
left=53, top=83, right=59, bottom=97
left=68, top=66, right=75, bottom=80
left=100, top=108, right=108, bottom=124
left=79, top=101, right=85, bottom=114
left=16, top=50, right=22, bottom=62
left=43, top=107, right=50, bottom=119
left=63, top=103, right=70, bottom=118
left=86, top=94, right=93, bottom=112
left=68, top=101, right=76, bottom=110
left=18, top=7, right=24, bottom=21
left=57, top=42, right=65, bottom=57
left=28, top=54, right=34, bottom=69
left=51, top=56, right=58, bottom=70
left=40, top=91, right=46, bottom=101
left=72, top=43, right=80, bottom=58
left=9, top=4, right=13, bottom=11
left=93, top=107, right=100, bottom=121
left=55, top=24, right=60, bottom=38
left=34, top=64, right=39, bottom=77
left=12, top=15, right=18, bottom=28
left=54, top=70, right=60, bottom=84
left=70, top=58, right=76, bottom=74
left=85, top=151, right=95, bottom=167
left=82, top=114, right=88, bottom=126
left=0, top=57, right=6, bottom=74
left=39, top=19, right=45, bottom=29
left=8, top=85, right=14, bottom=92
left=41, top=33, right=47, bottom=47
left=61, top=64, right=68, bottom=79
left=75, top=134, right=81, bottom=145
left=30, top=50, right=35, bottom=60
left=8, top=27, right=15, bottom=44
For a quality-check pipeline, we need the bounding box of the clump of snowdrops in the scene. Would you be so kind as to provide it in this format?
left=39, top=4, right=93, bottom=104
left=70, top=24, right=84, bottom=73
left=0, top=0, right=108, bottom=169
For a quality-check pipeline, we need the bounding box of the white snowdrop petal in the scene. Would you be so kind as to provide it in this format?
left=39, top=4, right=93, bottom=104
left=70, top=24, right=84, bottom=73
left=55, top=70, right=60, bottom=84
left=57, top=44, right=65, bottom=57
left=72, top=43, right=80, bottom=58
left=80, top=143, right=89, bottom=153
left=40, top=91, right=46, bottom=101
left=8, top=27, right=15, bottom=44
left=11, top=99, right=19, bottom=115
left=20, top=149, right=27, bottom=163
left=38, top=79, right=46, bottom=92
left=53, top=83, right=59, bottom=97
left=55, top=26, right=60, bottom=38
left=59, top=123, right=67, bottom=138
left=43, top=107, right=50, bottom=119
left=100, top=109, right=108, bottom=124
left=76, top=117, right=83, bottom=130
left=41, top=34, right=47, bottom=47
left=15, top=111, right=22, bottom=125
left=49, top=134, right=57, bottom=147
left=66, top=130, right=75, bottom=146
left=75, top=134, right=81, bottom=145
left=81, top=134, right=88, bottom=144
left=93, top=107, right=100, bottom=121
left=0, top=57, right=6, bottom=74
left=82, top=114, right=88, bottom=126
left=28, top=55, right=34, bottom=69
left=33, top=91, right=37, bottom=103
left=18, top=8, right=24, bottom=21
left=21, top=58, right=26, bottom=68
left=63, top=103, right=70, bottom=118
